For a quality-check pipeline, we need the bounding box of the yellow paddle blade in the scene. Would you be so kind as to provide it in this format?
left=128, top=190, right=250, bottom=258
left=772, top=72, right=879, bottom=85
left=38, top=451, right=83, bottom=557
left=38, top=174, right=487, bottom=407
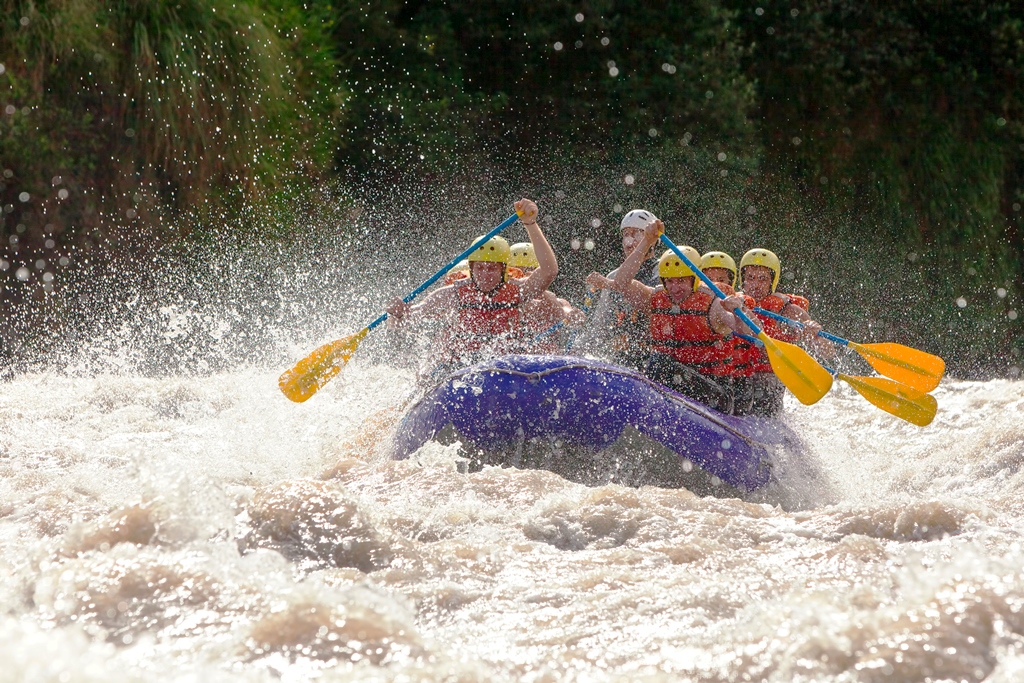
left=758, top=332, right=834, bottom=405
left=839, top=373, right=938, bottom=427
left=278, top=328, right=369, bottom=403
left=848, top=341, right=945, bottom=393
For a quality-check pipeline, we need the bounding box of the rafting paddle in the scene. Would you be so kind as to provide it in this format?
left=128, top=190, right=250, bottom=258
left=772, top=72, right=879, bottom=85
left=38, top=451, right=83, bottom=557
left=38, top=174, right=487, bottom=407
left=828, top=367, right=938, bottom=426
left=752, top=307, right=945, bottom=393
left=660, top=235, right=834, bottom=405
left=735, top=333, right=936, bottom=426
left=279, top=212, right=521, bottom=403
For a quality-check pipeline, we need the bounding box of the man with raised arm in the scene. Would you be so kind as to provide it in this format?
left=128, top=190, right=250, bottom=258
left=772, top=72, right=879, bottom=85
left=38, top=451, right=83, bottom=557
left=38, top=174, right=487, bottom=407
left=607, top=218, right=750, bottom=413
left=385, top=198, right=558, bottom=376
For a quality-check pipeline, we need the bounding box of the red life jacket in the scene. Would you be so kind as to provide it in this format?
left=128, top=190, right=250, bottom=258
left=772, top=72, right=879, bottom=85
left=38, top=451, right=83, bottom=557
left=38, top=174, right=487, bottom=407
left=748, top=293, right=810, bottom=374
left=448, top=280, right=524, bottom=359
left=724, top=293, right=758, bottom=377
left=649, top=289, right=732, bottom=377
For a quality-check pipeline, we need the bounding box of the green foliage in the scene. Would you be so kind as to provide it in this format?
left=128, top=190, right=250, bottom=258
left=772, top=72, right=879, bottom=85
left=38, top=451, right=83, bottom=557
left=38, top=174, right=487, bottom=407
left=0, top=0, right=343, bottom=253
left=331, top=0, right=757, bottom=172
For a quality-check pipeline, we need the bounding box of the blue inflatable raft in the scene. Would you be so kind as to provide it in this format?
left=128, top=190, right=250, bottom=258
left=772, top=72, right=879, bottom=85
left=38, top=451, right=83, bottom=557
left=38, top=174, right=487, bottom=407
left=390, top=355, right=788, bottom=492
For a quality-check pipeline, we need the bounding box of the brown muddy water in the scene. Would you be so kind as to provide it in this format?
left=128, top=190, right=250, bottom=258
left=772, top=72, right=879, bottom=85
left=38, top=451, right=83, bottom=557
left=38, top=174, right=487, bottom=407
left=1, top=362, right=1023, bottom=682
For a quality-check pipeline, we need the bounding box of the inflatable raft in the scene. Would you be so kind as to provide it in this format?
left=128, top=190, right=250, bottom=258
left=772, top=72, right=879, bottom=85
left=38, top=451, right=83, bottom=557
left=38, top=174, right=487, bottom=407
left=390, top=355, right=790, bottom=492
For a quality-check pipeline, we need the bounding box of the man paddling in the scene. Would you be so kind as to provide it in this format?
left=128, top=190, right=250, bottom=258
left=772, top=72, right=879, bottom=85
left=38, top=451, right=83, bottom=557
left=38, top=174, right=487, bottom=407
left=385, top=198, right=558, bottom=374
left=609, top=219, right=750, bottom=413
left=576, top=209, right=687, bottom=369
left=736, top=248, right=824, bottom=416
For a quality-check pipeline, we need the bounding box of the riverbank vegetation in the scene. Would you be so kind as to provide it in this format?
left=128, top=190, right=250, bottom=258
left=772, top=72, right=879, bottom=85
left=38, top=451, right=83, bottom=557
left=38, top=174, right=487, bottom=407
left=2, top=0, right=1022, bottom=375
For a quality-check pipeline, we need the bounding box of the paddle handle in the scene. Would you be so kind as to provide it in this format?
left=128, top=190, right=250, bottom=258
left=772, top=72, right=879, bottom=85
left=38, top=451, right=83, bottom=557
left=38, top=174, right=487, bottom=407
left=365, top=213, right=520, bottom=332
left=752, top=306, right=848, bottom=346
left=659, top=235, right=764, bottom=336
left=735, top=332, right=762, bottom=347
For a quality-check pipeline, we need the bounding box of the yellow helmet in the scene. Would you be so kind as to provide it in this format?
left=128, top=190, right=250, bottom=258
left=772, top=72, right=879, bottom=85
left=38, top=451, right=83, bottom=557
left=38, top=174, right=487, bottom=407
left=658, top=247, right=701, bottom=291
left=740, top=248, right=781, bottom=293
left=467, top=235, right=510, bottom=264
left=508, top=242, right=538, bottom=269
left=700, top=251, right=737, bottom=289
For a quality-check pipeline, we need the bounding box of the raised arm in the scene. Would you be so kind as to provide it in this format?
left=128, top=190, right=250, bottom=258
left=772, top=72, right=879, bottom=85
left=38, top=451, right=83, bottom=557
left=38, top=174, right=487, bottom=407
left=610, top=218, right=661, bottom=311
left=516, top=198, right=559, bottom=302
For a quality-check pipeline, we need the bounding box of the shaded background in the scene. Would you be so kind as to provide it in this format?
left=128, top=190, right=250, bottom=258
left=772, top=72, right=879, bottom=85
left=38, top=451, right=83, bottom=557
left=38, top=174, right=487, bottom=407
left=1, top=0, right=1022, bottom=377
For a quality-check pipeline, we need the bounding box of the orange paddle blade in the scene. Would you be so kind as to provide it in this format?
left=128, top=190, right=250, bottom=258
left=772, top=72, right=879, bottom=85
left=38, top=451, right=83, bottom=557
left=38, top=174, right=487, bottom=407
left=848, top=342, right=945, bottom=393
left=839, top=373, right=937, bottom=427
left=759, top=332, right=834, bottom=405
left=278, top=328, right=369, bottom=403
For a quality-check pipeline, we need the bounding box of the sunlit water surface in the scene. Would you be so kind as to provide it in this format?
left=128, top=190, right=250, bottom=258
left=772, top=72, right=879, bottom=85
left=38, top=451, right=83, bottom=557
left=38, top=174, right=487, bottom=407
left=1, top=357, right=1023, bottom=682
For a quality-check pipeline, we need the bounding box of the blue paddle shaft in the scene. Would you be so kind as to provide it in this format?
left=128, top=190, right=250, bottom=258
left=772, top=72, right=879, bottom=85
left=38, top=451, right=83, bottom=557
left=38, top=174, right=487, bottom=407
left=366, top=213, right=520, bottom=331
left=659, top=235, right=764, bottom=336
left=752, top=306, right=849, bottom=346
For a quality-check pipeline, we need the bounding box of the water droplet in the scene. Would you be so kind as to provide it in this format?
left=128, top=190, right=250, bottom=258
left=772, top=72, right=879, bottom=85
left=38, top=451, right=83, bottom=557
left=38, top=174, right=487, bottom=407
left=755, top=7, right=764, bottom=15
left=997, top=288, right=1007, bottom=298
left=956, top=297, right=967, bottom=308
left=4, top=105, right=15, bottom=115
left=58, top=189, right=69, bottom=200
left=125, top=128, right=135, bottom=138
left=613, top=203, right=622, bottom=213
left=705, top=90, right=714, bottom=99
left=790, top=8, right=799, bottom=16
left=42, top=272, right=54, bottom=282
left=575, top=40, right=583, bottom=49
left=18, top=192, right=29, bottom=202
left=584, top=239, right=595, bottom=251
left=44, top=239, right=54, bottom=249
left=624, top=174, right=635, bottom=185
left=721, top=439, right=732, bottom=449
left=553, top=42, right=563, bottom=51
left=19, top=16, right=29, bottom=26
left=15, top=267, right=30, bottom=281
left=2, top=169, right=12, bottom=178
left=997, top=117, right=1007, bottom=127
left=648, top=128, right=658, bottom=137
left=570, top=239, right=581, bottom=251
left=717, top=152, right=727, bottom=161
left=600, top=37, right=609, bottom=46
left=51, top=175, right=62, bottom=186
left=0, top=64, right=5, bottom=75
left=767, top=26, right=775, bottom=35
left=575, top=13, right=584, bottom=22
left=1010, top=310, right=1019, bottom=321
left=555, top=190, right=566, bottom=199
left=747, top=205, right=757, bottom=215
left=792, top=136, right=802, bottom=145
left=590, top=218, right=601, bottom=228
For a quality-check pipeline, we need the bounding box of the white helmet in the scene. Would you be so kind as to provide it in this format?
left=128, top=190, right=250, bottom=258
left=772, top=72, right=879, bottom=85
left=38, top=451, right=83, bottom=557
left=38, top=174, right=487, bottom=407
left=620, top=209, right=657, bottom=231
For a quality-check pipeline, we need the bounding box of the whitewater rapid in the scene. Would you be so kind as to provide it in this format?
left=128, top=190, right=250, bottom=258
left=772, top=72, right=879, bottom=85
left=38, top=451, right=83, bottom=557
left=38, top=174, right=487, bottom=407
left=1, top=358, right=1023, bottom=682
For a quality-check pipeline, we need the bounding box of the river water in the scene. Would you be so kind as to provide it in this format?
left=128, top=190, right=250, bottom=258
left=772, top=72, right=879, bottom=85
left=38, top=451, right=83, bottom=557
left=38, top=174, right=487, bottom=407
left=2, top=345, right=1022, bottom=682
